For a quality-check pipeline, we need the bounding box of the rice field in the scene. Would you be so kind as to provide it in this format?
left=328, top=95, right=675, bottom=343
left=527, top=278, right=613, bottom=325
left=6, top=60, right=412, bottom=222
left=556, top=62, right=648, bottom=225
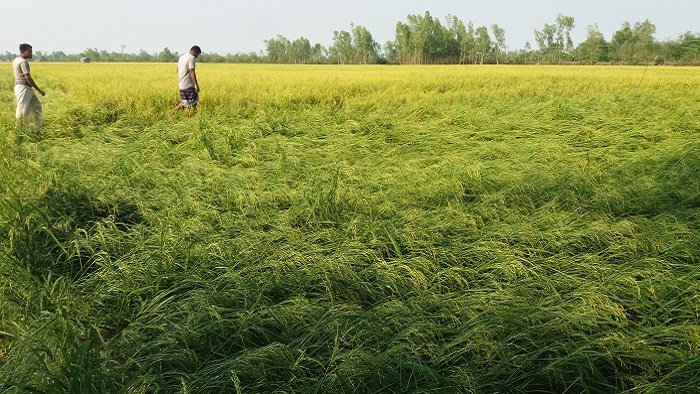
left=1, top=63, right=700, bottom=393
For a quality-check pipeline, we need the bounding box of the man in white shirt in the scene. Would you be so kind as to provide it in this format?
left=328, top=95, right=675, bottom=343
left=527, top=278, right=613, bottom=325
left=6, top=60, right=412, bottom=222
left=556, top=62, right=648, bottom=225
left=173, top=45, right=201, bottom=115
left=13, top=43, right=45, bottom=131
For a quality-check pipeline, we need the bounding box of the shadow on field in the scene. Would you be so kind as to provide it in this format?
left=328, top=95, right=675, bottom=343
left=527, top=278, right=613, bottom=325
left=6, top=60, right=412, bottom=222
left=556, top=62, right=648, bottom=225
left=4, top=183, right=145, bottom=279
left=602, top=144, right=700, bottom=219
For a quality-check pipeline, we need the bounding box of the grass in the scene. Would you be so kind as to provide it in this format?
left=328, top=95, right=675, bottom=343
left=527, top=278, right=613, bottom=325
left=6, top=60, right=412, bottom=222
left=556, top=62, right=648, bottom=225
left=1, top=63, right=700, bottom=393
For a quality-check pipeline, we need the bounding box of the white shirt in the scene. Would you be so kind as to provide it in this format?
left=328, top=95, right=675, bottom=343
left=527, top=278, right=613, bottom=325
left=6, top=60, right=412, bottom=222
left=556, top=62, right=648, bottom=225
left=13, top=57, right=30, bottom=86
left=177, top=52, right=196, bottom=90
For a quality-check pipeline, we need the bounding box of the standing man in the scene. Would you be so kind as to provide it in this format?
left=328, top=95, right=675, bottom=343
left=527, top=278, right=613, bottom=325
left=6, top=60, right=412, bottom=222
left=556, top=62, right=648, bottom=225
left=13, top=43, right=45, bottom=131
left=174, top=45, right=201, bottom=115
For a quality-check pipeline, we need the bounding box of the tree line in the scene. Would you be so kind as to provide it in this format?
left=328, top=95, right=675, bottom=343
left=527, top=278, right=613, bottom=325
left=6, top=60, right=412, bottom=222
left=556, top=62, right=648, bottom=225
left=3, top=12, right=699, bottom=65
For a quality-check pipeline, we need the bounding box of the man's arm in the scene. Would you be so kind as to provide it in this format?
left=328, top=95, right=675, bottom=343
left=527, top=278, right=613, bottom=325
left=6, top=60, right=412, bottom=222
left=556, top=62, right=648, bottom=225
left=189, top=68, right=199, bottom=93
left=24, top=74, right=45, bottom=96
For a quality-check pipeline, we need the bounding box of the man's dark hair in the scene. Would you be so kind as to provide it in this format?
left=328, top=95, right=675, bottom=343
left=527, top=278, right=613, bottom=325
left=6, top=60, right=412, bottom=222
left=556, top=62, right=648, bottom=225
left=191, top=45, right=202, bottom=54
left=19, top=43, right=32, bottom=53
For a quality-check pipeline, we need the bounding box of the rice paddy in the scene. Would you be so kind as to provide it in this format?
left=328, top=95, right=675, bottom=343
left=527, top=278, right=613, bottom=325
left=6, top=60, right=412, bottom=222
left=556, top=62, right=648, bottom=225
left=1, top=63, right=700, bottom=393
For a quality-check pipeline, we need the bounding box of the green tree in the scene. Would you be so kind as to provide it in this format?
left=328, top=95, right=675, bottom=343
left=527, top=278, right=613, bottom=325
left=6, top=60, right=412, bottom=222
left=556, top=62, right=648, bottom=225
left=83, top=48, right=102, bottom=61
left=395, top=11, right=454, bottom=64
left=491, top=24, right=507, bottom=64
left=265, top=34, right=290, bottom=63
left=534, top=23, right=556, bottom=62
left=611, top=22, right=635, bottom=64
left=406, top=13, right=427, bottom=64
left=330, top=30, right=353, bottom=64
left=351, top=24, right=380, bottom=64
left=466, top=22, right=477, bottom=64
left=392, top=21, right=412, bottom=63
left=632, top=19, right=656, bottom=64
left=136, top=49, right=153, bottom=62
left=447, top=15, right=469, bottom=64
left=158, top=47, right=178, bottom=62
left=309, top=43, right=327, bottom=64
left=578, top=24, right=607, bottom=64
left=289, top=37, right=312, bottom=64
left=474, top=26, right=492, bottom=64
left=678, top=32, right=700, bottom=64
left=555, top=14, right=576, bottom=62
left=534, top=14, right=575, bottom=63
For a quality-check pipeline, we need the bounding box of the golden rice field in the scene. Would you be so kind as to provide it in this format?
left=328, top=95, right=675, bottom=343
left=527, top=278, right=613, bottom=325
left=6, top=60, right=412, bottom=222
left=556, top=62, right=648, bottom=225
left=1, top=63, right=700, bottom=393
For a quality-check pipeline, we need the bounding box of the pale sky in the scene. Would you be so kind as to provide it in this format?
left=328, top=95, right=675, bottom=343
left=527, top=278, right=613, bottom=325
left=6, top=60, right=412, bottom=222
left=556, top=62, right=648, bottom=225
left=1, top=0, right=697, bottom=55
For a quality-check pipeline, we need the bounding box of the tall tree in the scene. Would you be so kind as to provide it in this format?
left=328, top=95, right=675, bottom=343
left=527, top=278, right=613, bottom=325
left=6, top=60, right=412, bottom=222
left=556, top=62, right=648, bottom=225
left=406, top=13, right=427, bottom=64
left=632, top=19, right=656, bottom=64
left=289, top=37, right=312, bottom=64
left=447, top=15, right=468, bottom=64
left=678, top=32, right=700, bottom=64
left=265, top=35, right=290, bottom=63
left=309, top=43, right=326, bottom=64
left=610, top=22, right=634, bottom=64
left=466, top=22, right=477, bottom=64
left=330, top=30, right=353, bottom=64
left=534, top=14, right=575, bottom=63
left=393, top=21, right=412, bottom=64
left=158, top=47, right=178, bottom=62
left=555, top=14, right=576, bottom=62
left=474, top=26, right=492, bottom=64
left=534, top=23, right=556, bottom=62
left=579, top=24, right=606, bottom=64
left=351, top=24, right=380, bottom=64
left=491, top=24, right=507, bottom=64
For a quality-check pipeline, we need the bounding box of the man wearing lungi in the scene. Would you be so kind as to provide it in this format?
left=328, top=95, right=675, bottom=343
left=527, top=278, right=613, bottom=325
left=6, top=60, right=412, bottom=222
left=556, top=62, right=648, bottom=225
left=174, top=45, right=202, bottom=115
left=13, top=43, right=45, bottom=131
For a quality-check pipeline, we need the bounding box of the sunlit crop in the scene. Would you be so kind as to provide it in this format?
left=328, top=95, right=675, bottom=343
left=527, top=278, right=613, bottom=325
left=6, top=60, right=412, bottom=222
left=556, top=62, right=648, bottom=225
left=1, top=63, right=700, bottom=393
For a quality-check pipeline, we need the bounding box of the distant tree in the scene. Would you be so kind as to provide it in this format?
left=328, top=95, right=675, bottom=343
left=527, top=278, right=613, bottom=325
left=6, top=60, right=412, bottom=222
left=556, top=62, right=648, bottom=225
left=393, top=21, right=414, bottom=63
left=418, top=12, right=453, bottom=63
left=330, top=29, right=353, bottom=64
left=265, top=35, right=290, bottom=63
left=289, top=37, right=312, bottom=64
left=446, top=15, right=468, bottom=64
left=678, top=31, right=700, bottom=64
left=632, top=20, right=656, bottom=64
left=388, top=12, right=457, bottom=64
left=474, top=25, right=492, bottom=64
left=11, top=12, right=699, bottom=66
left=465, top=22, right=477, bottom=64
left=556, top=14, right=575, bottom=62
left=229, top=51, right=264, bottom=63
left=136, top=49, right=153, bottom=62
left=520, top=42, right=534, bottom=63
left=534, top=14, right=575, bottom=63
left=578, top=24, right=607, bottom=64
left=406, top=13, right=427, bottom=64
left=198, top=52, right=226, bottom=63
left=534, top=23, right=555, bottom=62
left=610, top=22, right=635, bottom=64
left=158, top=47, right=178, bottom=62
left=351, top=24, right=380, bottom=64
left=83, top=48, right=102, bottom=61
left=309, top=43, right=327, bottom=64
left=491, top=24, right=507, bottom=64
left=384, top=40, right=398, bottom=64
left=45, top=51, right=64, bottom=61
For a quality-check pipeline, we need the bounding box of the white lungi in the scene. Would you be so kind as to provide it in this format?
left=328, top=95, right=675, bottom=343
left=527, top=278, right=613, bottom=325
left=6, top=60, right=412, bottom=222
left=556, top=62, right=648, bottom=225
left=14, top=84, right=42, bottom=129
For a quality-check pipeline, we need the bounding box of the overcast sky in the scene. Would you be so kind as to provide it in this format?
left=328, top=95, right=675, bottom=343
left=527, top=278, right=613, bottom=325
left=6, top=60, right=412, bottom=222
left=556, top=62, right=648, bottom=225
left=2, top=0, right=698, bottom=55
